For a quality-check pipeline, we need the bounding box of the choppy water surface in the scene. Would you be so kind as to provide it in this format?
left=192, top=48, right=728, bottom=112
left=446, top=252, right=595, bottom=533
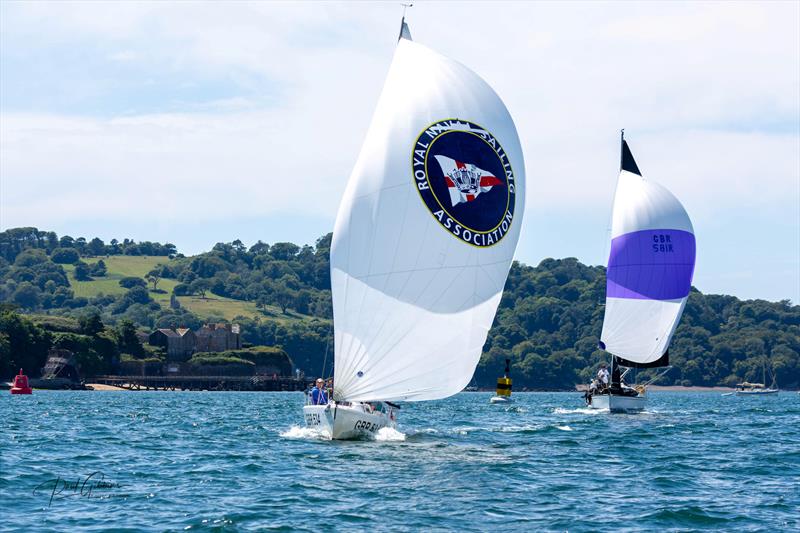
left=2, top=391, right=798, bottom=531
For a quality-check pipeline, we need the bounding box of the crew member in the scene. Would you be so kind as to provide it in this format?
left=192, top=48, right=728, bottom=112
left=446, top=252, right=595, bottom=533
left=311, top=378, right=328, bottom=405
left=597, top=364, right=609, bottom=388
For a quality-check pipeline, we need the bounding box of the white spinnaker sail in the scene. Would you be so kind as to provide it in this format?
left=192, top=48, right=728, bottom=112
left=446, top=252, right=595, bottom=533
left=331, top=33, right=525, bottom=402
left=600, top=141, right=696, bottom=365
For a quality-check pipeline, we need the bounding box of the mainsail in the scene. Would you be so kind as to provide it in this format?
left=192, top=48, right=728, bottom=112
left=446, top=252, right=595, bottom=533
left=331, top=25, right=525, bottom=402
left=599, top=136, right=696, bottom=367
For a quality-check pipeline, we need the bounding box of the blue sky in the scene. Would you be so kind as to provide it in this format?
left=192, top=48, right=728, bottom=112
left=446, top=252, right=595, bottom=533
left=1, top=1, right=798, bottom=303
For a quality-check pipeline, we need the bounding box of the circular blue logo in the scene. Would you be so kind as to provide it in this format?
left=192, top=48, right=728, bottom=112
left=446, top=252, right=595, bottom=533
left=412, top=119, right=516, bottom=247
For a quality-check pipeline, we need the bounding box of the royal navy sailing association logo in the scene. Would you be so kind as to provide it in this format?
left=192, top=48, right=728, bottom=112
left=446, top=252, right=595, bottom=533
left=412, top=119, right=516, bottom=247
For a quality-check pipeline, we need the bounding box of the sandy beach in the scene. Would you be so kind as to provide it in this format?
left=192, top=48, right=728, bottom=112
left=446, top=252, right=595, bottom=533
left=86, top=383, right=129, bottom=391
left=574, top=384, right=735, bottom=392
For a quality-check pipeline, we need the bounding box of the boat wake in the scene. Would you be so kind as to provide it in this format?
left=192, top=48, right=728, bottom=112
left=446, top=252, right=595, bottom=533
left=553, top=407, right=607, bottom=415
left=279, top=426, right=331, bottom=440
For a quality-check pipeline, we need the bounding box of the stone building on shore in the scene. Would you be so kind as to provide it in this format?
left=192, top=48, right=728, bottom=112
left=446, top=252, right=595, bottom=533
left=148, top=323, right=240, bottom=361
left=195, top=323, right=241, bottom=352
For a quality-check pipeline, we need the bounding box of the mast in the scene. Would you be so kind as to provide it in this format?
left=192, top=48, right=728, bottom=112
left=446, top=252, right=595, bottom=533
left=608, top=129, right=624, bottom=389
left=398, top=3, right=413, bottom=41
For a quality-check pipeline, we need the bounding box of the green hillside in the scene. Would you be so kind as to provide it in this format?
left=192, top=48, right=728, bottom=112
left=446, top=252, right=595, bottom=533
left=63, top=255, right=309, bottom=323
left=64, top=256, right=175, bottom=298
left=2, top=227, right=798, bottom=388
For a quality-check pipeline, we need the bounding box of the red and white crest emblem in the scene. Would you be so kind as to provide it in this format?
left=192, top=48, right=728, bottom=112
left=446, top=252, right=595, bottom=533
left=433, top=155, right=504, bottom=206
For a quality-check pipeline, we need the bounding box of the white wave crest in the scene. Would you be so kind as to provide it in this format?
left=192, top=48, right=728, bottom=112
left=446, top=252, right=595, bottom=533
left=497, top=424, right=543, bottom=433
left=279, top=425, right=331, bottom=440
left=553, top=407, right=606, bottom=415
left=374, top=427, right=406, bottom=442
left=408, top=427, right=439, bottom=436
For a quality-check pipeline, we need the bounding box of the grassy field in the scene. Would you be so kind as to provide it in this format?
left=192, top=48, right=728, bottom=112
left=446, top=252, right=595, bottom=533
left=64, top=256, right=173, bottom=298
left=175, top=296, right=304, bottom=323
left=64, top=255, right=317, bottom=323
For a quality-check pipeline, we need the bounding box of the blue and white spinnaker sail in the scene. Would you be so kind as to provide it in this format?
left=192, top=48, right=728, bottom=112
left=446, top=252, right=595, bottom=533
left=600, top=136, right=696, bottom=367
left=331, top=24, right=526, bottom=402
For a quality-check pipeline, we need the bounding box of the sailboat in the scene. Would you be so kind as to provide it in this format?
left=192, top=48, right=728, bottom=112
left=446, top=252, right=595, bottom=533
left=489, top=358, right=513, bottom=404
left=585, top=132, right=696, bottom=413
left=735, top=357, right=779, bottom=395
left=302, top=17, right=526, bottom=439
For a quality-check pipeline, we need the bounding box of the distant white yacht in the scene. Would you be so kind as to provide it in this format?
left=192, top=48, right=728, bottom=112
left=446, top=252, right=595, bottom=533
left=735, top=359, right=779, bottom=395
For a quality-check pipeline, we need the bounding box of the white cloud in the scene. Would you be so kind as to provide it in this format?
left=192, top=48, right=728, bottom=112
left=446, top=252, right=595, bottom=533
left=1, top=1, right=798, bottom=300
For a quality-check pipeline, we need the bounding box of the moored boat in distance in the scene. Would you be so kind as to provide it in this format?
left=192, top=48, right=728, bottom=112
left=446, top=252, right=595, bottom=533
left=735, top=383, right=779, bottom=396
left=303, top=12, right=525, bottom=439
left=735, top=358, right=779, bottom=395
left=585, top=132, right=696, bottom=413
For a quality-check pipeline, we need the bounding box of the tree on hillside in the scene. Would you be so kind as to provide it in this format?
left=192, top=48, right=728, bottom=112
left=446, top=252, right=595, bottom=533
left=50, top=247, right=80, bottom=264
left=249, top=241, right=270, bottom=255
left=12, top=282, right=40, bottom=309
left=119, top=277, right=146, bottom=289
left=0, top=310, right=51, bottom=378
left=74, top=261, right=92, bottom=281
left=189, top=256, right=227, bottom=278
left=116, top=319, right=145, bottom=357
left=91, top=260, right=107, bottom=277
left=88, top=237, right=105, bottom=256
left=190, top=278, right=212, bottom=299
left=79, top=312, right=105, bottom=336
left=270, top=242, right=300, bottom=261
left=273, top=284, right=298, bottom=314
left=126, top=286, right=151, bottom=305
left=146, top=268, right=161, bottom=291
left=14, top=249, right=48, bottom=267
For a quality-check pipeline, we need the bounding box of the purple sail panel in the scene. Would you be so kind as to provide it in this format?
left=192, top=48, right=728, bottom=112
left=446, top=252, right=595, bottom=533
left=607, top=229, right=696, bottom=300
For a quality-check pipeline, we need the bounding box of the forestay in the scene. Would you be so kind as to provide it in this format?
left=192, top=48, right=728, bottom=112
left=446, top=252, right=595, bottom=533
left=600, top=140, right=696, bottom=366
left=331, top=28, right=525, bottom=402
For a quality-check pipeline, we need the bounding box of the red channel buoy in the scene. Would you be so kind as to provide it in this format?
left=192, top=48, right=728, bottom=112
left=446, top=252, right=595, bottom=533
left=10, top=368, right=32, bottom=395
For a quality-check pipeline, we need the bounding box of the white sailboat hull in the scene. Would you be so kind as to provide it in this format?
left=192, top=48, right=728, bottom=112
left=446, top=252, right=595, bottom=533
left=587, top=393, right=646, bottom=413
left=303, top=402, right=396, bottom=440
left=735, top=389, right=779, bottom=396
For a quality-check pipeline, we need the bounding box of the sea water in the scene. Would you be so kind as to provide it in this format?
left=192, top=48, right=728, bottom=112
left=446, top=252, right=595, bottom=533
left=2, top=391, right=798, bottom=531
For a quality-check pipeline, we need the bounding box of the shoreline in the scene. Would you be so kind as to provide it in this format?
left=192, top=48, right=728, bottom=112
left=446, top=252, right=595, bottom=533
left=573, top=384, right=736, bottom=392
left=16, top=384, right=791, bottom=393
left=85, top=385, right=739, bottom=393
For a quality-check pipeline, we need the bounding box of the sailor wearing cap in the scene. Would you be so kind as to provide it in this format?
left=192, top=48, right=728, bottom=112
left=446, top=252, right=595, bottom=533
left=311, top=378, right=329, bottom=405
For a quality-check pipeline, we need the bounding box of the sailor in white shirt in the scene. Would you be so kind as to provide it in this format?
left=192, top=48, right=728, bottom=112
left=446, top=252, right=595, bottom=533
left=597, top=364, right=610, bottom=388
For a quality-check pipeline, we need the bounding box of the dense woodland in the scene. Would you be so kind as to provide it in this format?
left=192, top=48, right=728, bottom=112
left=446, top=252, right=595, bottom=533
left=1, top=227, right=798, bottom=388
